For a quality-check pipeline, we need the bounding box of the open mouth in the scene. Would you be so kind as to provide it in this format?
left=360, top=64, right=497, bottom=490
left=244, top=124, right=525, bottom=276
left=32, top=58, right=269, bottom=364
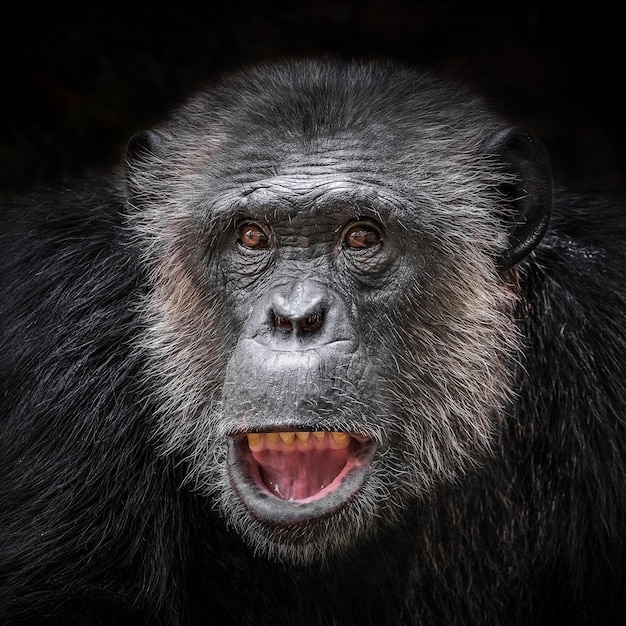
left=228, top=430, right=376, bottom=522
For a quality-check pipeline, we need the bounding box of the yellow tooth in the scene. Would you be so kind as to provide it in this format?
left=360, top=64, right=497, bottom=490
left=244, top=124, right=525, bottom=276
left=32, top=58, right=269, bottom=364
left=247, top=433, right=263, bottom=450
left=266, top=432, right=280, bottom=446
left=331, top=432, right=350, bottom=447
left=295, top=431, right=310, bottom=444
left=279, top=431, right=295, bottom=445
left=312, top=431, right=326, bottom=441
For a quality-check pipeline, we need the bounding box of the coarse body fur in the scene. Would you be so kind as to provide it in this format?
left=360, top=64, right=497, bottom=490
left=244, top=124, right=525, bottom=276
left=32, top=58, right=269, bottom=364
left=1, top=60, right=625, bottom=625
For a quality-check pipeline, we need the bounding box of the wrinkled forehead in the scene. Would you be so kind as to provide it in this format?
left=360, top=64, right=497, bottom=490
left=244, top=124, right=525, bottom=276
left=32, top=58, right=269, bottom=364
left=202, top=171, right=408, bottom=228
left=199, top=137, right=415, bottom=219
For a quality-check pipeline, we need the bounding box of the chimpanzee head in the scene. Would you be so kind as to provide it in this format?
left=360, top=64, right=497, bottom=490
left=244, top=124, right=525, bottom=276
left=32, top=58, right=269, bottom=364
left=126, top=60, right=551, bottom=564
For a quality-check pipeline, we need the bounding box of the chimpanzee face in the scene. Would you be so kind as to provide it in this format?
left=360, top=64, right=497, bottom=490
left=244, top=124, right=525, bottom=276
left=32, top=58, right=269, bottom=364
left=128, top=61, right=550, bottom=563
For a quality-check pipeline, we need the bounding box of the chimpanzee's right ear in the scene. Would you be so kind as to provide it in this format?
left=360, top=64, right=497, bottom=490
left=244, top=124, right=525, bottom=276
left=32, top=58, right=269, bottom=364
left=126, top=130, right=168, bottom=165
left=125, top=130, right=169, bottom=201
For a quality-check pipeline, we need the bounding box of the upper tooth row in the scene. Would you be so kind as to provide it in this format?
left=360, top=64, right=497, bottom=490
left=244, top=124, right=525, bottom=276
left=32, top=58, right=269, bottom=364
left=246, top=431, right=350, bottom=451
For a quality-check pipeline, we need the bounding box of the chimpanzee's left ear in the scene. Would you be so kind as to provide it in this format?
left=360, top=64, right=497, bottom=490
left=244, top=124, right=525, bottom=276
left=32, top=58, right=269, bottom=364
left=486, top=127, right=552, bottom=270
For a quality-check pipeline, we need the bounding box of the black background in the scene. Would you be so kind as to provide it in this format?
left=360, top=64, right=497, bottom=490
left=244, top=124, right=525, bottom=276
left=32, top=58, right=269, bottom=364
left=2, top=1, right=624, bottom=198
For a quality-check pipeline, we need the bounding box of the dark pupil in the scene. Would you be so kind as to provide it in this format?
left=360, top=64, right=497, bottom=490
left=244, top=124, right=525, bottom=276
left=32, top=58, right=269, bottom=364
left=347, top=227, right=378, bottom=248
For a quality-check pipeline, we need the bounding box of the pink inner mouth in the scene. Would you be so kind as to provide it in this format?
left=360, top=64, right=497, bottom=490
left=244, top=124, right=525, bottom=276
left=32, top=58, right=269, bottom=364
left=244, top=431, right=365, bottom=502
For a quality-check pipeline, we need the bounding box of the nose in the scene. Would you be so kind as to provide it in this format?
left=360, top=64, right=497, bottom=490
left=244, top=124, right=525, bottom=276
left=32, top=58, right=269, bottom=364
left=270, top=280, right=328, bottom=338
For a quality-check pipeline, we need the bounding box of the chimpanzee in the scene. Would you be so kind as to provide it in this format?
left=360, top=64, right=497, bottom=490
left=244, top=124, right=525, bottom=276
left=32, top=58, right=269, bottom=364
left=1, top=59, right=625, bottom=625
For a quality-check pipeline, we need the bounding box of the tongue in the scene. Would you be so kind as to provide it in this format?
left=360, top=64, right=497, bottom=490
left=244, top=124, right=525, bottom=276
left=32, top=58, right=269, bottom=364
left=251, top=447, right=350, bottom=501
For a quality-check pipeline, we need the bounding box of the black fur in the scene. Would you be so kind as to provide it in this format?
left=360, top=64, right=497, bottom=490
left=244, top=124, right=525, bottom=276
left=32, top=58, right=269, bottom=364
left=1, top=61, right=626, bottom=625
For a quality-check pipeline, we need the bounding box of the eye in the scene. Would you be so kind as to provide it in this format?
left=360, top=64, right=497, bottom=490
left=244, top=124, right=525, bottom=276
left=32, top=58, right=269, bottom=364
left=238, top=223, right=269, bottom=249
left=343, top=221, right=382, bottom=249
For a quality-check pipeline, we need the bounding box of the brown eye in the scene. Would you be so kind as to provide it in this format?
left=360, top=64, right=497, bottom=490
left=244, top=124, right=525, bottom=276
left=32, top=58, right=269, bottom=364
left=238, top=223, right=269, bottom=249
left=344, top=222, right=381, bottom=249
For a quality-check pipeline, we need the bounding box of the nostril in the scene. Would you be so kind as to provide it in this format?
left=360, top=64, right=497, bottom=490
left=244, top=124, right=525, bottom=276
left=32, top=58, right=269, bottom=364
left=299, top=312, right=324, bottom=334
left=274, top=315, right=294, bottom=332
left=271, top=311, right=325, bottom=334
